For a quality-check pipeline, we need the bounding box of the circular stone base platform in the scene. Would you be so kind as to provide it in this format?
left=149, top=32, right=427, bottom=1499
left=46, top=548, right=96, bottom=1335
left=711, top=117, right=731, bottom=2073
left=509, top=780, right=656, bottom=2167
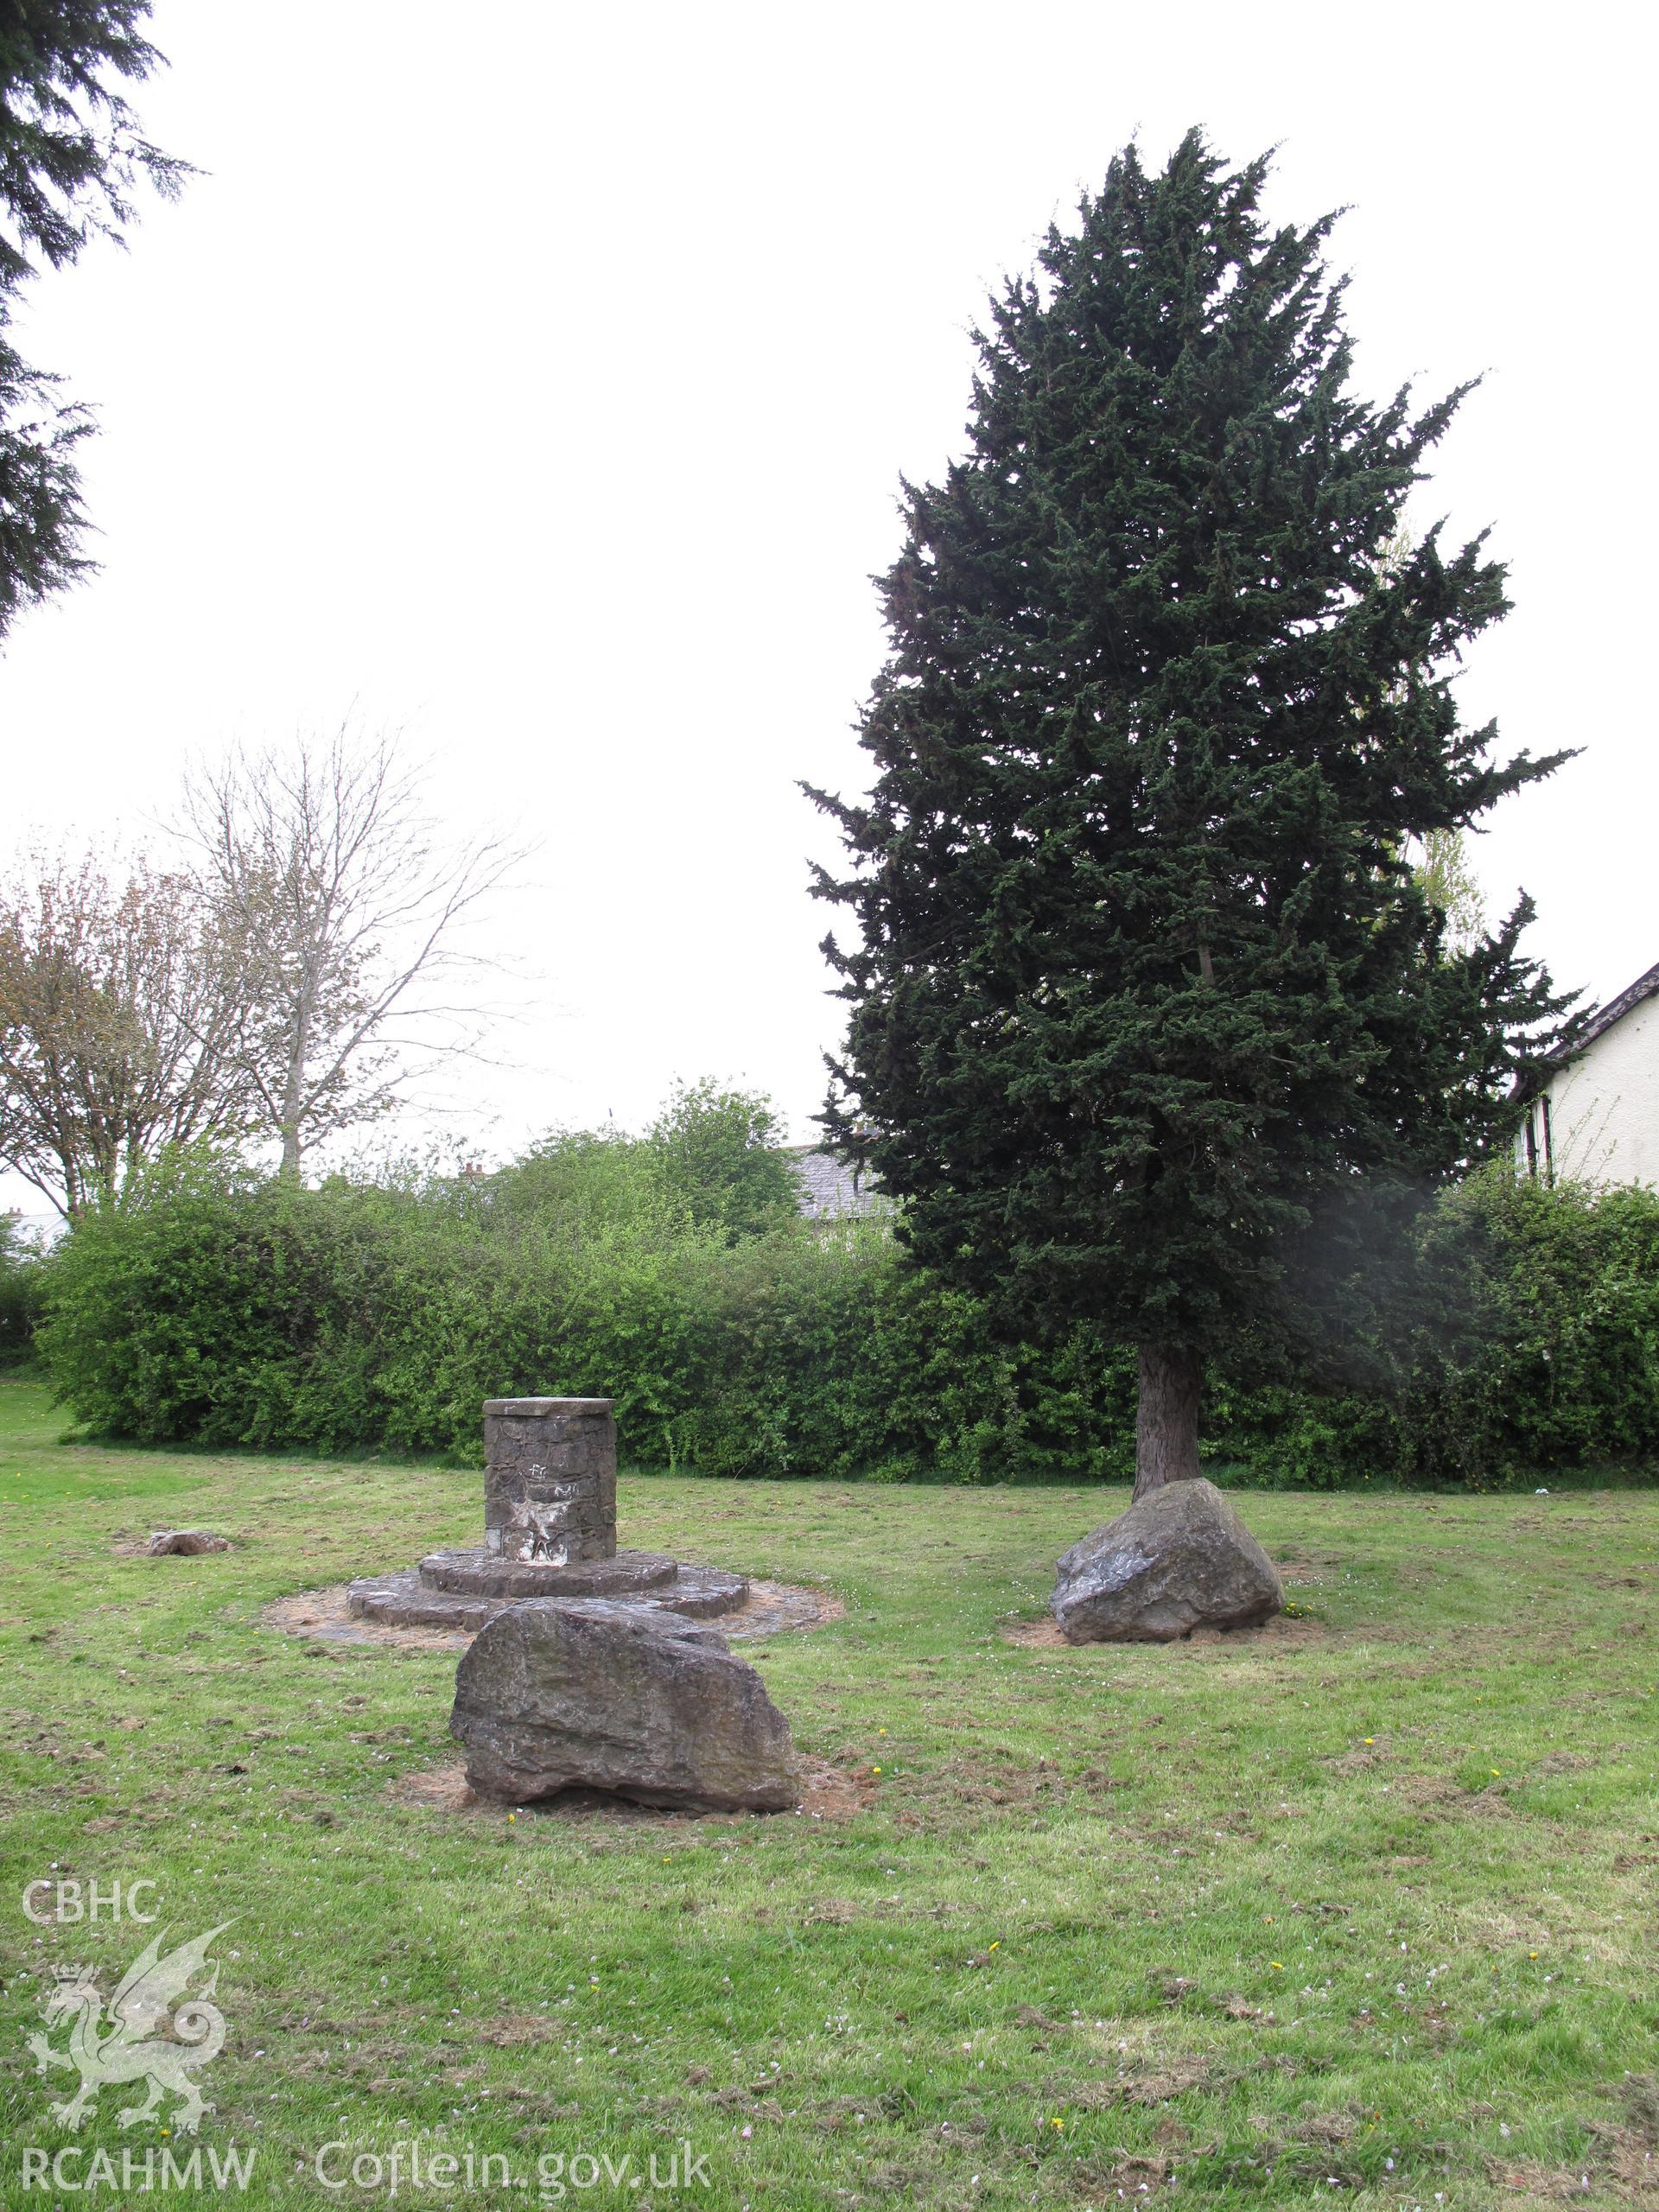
left=347, top=1558, right=749, bottom=1636
left=419, top=1547, right=679, bottom=1599
left=266, top=1576, right=841, bottom=1653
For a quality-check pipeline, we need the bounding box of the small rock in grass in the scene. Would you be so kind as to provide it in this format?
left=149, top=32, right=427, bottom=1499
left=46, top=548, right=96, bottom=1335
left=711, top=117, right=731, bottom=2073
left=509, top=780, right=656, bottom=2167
left=1052, top=1478, right=1283, bottom=1643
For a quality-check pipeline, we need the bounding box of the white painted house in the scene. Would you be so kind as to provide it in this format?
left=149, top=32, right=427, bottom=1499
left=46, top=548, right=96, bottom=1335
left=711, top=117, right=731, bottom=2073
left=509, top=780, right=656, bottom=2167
left=1515, top=961, right=1659, bottom=1187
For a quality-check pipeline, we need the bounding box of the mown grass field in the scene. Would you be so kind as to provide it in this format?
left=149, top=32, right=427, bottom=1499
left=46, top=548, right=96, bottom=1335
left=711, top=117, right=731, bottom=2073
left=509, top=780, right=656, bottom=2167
left=1, top=1373, right=1656, bottom=2211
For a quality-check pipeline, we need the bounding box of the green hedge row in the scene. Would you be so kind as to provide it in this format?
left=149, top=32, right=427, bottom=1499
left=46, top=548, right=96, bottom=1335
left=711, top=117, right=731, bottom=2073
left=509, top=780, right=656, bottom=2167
left=31, top=1143, right=1659, bottom=1487
left=36, top=1153, right=1128, bottom=1480
left=1214, top=1172, right=1659, bottom=1489
left=0, top=1213, right=45, bottom=1365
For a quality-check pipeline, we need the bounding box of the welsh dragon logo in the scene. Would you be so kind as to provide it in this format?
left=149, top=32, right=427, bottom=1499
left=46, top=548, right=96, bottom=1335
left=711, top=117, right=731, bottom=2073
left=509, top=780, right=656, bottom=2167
left=28, top=1923, right=233, bottom=2134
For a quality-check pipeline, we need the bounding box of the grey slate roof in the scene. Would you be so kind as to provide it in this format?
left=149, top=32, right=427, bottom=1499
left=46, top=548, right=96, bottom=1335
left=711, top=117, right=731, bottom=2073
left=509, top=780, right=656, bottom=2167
left=787, top=1148, right=886, bottom=1220
left=1515, top=959, right=1659, bottom=1099
left=1548, top=960, right=1659, bottom=1062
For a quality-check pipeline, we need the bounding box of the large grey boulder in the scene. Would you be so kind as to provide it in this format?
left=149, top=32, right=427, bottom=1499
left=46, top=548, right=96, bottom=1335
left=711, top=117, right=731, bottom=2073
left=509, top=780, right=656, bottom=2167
left=450, top=1598, right=798, bottom=1811
left=1052, top=1478, right=1283, bottom=1643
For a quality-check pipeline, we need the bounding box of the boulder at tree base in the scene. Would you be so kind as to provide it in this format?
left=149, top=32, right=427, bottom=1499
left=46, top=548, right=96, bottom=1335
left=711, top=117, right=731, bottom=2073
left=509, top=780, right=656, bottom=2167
left=1051, top=1478, right=1284, bottom=1643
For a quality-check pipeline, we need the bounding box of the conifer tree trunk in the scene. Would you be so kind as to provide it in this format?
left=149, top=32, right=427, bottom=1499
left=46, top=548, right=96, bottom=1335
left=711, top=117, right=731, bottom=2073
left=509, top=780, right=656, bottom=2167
left=1133, top=1344, right=1202, bottom=1499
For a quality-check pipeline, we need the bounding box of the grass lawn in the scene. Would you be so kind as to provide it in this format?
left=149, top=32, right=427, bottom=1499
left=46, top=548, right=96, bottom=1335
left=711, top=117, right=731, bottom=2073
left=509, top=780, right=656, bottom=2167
left=2, top=1374, right=1656, bottom=2211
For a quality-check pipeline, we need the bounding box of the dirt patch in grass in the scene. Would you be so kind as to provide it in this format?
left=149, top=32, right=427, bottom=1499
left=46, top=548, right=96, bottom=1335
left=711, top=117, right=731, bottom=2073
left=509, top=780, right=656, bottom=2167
left=1001, top=1616, right=1083, bottom=1649
left=1077, top=2056, right=1226, bottom=2107
left=1328, top=1744, right=1388, bottom=1775
left=1294, top=2110, right=1363, bottom=2147
left=387, top=1762, right=486, bottom=1812
left=1003, top=1612, right=1331, bottom=1650
left=1382, top=1772, right=1516, bottom=1825
left=1071, top=2049, right=1299, bottom=2114
left=1483, top=2157, right=1597, bottom=2199
left=385, top=1755, right=871, bottom=1824
left=264, top=1578, right=842, bottom=1651
left=797, top=1760, right=878, bottom=1819
left=1395, top=1774, right=1473, bottom=1814
left=912, top=1753, right=1080, bottom=1810
left=1486, top=2125, right=1659, bottom=2203
left=267, top=1589, right=474, bottom=1650
left=1074, top=2148, right=1176, bottom=2192
left=1566, top=2075, right=1659, bottom=2201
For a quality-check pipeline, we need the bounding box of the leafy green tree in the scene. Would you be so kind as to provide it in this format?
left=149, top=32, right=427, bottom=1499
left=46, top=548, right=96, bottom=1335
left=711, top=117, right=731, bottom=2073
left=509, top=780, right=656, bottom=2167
left=809, top=132, right=1576, bottom=1497
left=1414, top=827, right=1485, bottom=952
left=646, top=1079, right=798, bottom=1243
left=0, top=2, right=188, bottom=639
left=0, top=1205, right=44, bottom=1362
left=486, top=1126, right=695, bottom=1251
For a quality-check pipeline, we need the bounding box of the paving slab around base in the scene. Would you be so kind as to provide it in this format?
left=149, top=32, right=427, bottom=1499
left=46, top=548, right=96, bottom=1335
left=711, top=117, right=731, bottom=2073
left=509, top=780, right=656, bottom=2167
left=418, top=1546, right=681, bottom=1598
left=349, top=1557, right=750, bottom=1630
left=264, top=1576, right=841, bottom=1653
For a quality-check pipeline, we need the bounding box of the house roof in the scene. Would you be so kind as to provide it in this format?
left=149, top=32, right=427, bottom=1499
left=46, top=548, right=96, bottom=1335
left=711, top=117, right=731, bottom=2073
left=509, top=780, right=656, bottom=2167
left=1536, top=959, right=1659, bottom=1071
left=787, top=1147, right=885, bottom=1220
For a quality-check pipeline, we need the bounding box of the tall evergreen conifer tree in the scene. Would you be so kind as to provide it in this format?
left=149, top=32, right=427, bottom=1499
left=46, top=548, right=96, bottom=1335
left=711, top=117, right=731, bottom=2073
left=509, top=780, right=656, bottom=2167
left=0, top=2, right=186, bottom=639
left=809, top=134, right=1575, bottom=1497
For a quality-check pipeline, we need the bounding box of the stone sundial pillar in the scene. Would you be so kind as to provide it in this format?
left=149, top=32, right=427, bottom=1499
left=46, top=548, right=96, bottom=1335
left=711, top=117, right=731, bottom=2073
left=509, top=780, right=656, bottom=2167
left=482, top=1397, right=618, bottom=1569
left=347, top=1389, right=751, bottom=1624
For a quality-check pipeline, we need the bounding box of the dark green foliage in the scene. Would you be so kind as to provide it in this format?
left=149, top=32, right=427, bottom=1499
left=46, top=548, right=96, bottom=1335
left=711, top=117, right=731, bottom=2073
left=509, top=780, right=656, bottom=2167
left=0, top=2, right=185, bottom=281
left=0, top=1, right=187, bottom=636
left=645, top=1078, right=801, bottom=1243
left=35, top=1146, right=1126, bottom=1480
left=0, top=336, right=88, bottom=626
left=485, top=1083, right=800, bottom=1250
left=0, top=1210, right=43, bottom=1362
left=808, top=134, right=1574, bottom=1378
left=30, top=1135, right=1659, bottom=1490
left=1218, top=1171, right=1659, bottom=1489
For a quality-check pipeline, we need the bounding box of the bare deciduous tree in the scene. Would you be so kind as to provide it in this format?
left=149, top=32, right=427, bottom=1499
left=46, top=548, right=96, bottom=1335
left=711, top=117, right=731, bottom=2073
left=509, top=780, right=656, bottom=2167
left=0, top=849, right=250, bottom=1217
left=179, top=727, right=523, bottom=1179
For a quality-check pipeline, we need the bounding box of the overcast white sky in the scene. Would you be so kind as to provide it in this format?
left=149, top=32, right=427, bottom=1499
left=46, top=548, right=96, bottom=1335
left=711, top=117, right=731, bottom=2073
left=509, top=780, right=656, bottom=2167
left=2, top=0, right=1652, bottom=1217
